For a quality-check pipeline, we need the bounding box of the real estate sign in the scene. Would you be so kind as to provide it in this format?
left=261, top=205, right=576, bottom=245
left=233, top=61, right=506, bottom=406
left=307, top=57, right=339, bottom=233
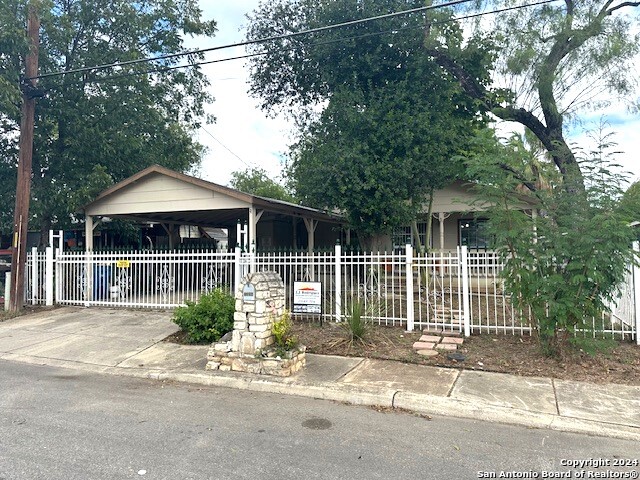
left=293, top=281, right=322, bottom=314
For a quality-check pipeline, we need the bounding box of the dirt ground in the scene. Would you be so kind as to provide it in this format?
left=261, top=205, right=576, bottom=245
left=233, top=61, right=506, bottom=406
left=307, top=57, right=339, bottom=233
left=290, top=318, right=640, bottom=386
left=4, top=307, right=637, bottom=386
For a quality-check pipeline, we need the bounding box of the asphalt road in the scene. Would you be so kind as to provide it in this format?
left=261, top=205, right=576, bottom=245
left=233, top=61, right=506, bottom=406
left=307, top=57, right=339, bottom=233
left=0, top=360, right=638, bottom=480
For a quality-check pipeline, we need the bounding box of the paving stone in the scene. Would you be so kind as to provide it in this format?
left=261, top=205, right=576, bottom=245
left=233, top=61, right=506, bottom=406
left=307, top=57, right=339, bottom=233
left=412, top=341, right=435, bottom=350
left=441, top=330, right=462, bottom=337
left=422, top=329, right=443, bottom=335
left=416, top=349, right=439, bottom=357
left=435, top=343, right=457, bottom=351
left=441, top=337, right=464, bottom=345
left=418, top=335, right=441, bottom=343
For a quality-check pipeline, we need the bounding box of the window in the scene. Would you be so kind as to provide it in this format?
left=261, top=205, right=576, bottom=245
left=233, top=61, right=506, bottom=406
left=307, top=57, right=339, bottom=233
left=459, top=218, right=489, bottom=249
left=392, top=222, right=429, bottom=249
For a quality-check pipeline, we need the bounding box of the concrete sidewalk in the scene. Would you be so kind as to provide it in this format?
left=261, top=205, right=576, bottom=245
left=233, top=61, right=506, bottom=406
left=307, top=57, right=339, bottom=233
left=1, top=307, right=639, bottom=441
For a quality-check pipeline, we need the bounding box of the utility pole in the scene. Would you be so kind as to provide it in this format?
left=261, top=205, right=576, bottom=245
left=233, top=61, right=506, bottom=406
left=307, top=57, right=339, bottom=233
left=10, top=2, right=40, bottom=312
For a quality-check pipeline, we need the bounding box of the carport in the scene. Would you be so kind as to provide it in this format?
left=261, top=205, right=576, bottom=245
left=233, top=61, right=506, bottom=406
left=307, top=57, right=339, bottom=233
left=82, top=165, right=345, bottom=252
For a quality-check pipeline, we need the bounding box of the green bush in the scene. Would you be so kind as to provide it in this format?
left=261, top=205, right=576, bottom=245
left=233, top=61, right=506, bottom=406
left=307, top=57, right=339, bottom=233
left=340, top=297, right=375, bottom=345
left=172, top=289, right=235, bottom=344
left=465, top=129, right=636, bottom=357
left=271, top=310, right=298, bottom=356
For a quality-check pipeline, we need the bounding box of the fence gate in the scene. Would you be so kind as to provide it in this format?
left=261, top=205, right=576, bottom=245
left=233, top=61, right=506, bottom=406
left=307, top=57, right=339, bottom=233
left=410, top=247, right=469, bottom=334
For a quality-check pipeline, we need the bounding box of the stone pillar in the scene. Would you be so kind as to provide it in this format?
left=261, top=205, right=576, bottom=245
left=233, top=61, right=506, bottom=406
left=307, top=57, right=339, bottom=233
left=206, top=271, right=305, bottom=376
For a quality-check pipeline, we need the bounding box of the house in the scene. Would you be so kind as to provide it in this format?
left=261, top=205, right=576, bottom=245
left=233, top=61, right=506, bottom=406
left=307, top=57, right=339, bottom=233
left=82, top=165, right=345, bottom=252
left=392, top=180, right=535, bottom=251
left=82, top=166, right=535, bottom=253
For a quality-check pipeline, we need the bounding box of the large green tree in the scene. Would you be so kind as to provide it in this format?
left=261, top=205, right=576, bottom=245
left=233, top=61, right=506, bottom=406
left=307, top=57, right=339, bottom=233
left=0, top=0, right=216, bottom=241
left=247, top=0, right=492, bottom=248
left=428, top=0, right=640, bottom=191
left=466, top=128, right=636, bottom=356
left=290, top=72, right=475, bottom=249
left=229, top=167, right=294, bottom=202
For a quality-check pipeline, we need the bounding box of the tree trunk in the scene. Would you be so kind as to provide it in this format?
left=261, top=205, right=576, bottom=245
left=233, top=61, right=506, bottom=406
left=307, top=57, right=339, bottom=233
left=39, top=217, right=52, bottom=248
left=359, top=232, right=392, bottom=252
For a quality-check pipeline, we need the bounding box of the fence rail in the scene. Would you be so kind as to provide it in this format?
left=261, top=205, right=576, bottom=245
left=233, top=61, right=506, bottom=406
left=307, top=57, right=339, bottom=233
left=54, top=250, right=236, bottom=308
left=21, top=244, right=638, bottom=343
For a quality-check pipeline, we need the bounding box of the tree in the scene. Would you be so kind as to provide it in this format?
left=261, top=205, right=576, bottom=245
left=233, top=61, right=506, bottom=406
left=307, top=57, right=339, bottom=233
left=247, top=0, right=492, bottom=248
left=426, top=0, right=640, bottom=191
left=620, top=181, right=640, bottom=223
left=0, top=0, right=216, bottom=242
left=229, top=167, right=294, bottom=202
left=466, top=128, right=635, bottom=356
left=290, top=75, right=473, bottom=250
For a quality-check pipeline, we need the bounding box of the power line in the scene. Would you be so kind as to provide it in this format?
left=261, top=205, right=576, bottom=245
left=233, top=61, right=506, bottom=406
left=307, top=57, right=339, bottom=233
left=201, top=127, right=253, bottom=169
left=41, top=0, right=560, bottom=89
left=30, top=0, right=476, bottom=81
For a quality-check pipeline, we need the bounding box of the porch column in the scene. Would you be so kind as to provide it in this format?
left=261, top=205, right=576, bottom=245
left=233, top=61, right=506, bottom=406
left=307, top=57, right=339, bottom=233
left=303, top=218, right=318, bottom=253
left=248, top=207, right=263, bottom=251
left=85, top=215, right=94, bottom=251
left=438, top=212, right=451, bottom=251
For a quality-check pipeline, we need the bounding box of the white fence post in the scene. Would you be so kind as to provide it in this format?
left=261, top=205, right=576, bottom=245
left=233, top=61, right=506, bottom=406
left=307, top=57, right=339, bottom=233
left=54, top=248, right=61, bottom=306
left=4, top=272, right=10, bottom=311
left=234, top=245, right=241, bottom=294
left=461, top=245, right=471, bottom=337
left=45, top=246, right=54, bottom=306
left=334, top=242, right=341, bottom=322
left=85, top=251, right=93, bottom=305
left=633, top=241, right=640, bottom=346
left=30, top=247, right=38, bottom=305
left=405, top=244, right=414, bottom=332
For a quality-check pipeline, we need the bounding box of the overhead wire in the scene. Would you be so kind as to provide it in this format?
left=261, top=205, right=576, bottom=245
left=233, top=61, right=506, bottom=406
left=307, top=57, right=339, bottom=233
left=30, top=0, right=477, bottom=81
left=201, top=127, right=254, bottom=169
left=40, top=0, right=560, bottom=89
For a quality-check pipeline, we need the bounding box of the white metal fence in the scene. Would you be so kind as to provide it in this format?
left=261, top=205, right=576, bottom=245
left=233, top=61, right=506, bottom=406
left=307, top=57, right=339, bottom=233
left=21, top=244, right=639, bottom=342
left=55, top=250, right=236, bottom=308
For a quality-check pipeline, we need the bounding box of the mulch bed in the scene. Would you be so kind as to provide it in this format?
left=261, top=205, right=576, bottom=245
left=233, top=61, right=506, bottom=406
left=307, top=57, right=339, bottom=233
left=290, top=319, right=640, bottom=386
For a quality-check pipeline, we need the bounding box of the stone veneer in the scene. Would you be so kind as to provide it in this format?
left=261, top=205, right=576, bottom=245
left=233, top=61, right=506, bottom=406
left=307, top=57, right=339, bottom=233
left=206, top=271, right=305, bottom=377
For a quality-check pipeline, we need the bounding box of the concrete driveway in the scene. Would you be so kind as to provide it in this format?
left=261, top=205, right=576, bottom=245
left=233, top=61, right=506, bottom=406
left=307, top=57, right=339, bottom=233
left=0, top=306, right=207, bottom=370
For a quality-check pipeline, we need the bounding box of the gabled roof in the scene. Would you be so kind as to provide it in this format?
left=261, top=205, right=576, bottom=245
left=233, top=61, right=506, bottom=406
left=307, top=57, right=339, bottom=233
left=83, top=164, right=342, bottom=225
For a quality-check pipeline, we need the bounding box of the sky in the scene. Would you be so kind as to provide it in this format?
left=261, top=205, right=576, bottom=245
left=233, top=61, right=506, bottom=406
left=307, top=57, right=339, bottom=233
left=189, top=1, right=640, bottom=189
left=185, top=1, right=291, bottom=188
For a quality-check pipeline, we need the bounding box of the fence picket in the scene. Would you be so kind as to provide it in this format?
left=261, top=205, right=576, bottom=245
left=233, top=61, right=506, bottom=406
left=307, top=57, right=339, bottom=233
left=20, top=246, right=636, bottom=342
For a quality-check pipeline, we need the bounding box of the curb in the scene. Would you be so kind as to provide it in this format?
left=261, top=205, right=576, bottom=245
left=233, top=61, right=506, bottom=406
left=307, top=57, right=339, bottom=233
left=2, top=353, right=639, bottom=442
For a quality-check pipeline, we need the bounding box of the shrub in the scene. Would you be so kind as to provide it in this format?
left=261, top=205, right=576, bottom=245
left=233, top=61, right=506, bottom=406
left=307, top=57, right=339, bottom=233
left=172, top=288, right=235, bottom=344
left=340, top=297, right=375, bottom=345
left=466, top=129, right=636, bottom=357
left=271, top=310, right=298, bottom=355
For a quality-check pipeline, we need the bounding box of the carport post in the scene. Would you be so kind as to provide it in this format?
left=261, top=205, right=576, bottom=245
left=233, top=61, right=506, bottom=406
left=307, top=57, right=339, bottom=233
left=84, top=215, right=94, bottom=251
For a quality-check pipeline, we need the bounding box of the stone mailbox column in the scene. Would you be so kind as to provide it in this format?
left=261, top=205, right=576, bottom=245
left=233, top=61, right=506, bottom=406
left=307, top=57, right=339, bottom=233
left=206, top=271, right=305, bottom=376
